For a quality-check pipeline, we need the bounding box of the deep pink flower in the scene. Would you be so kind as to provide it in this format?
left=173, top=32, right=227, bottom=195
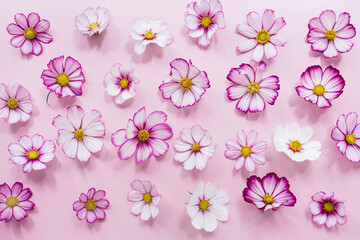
left=159, top=58, right=210, bottom=108
left=296, top=65, right=345, bottom=108
left=73, top=188, right=109, bottom=223
left=243, top=172, right=296, bottom=212
left=309, top=192, right=346, bottom=228
left=185, top=0, right=225, bottom=47
left=331, top=112, right=360, bottom=162
left=0, top=182, right=35, bottom=222
left=111, top=107, right=173, bottom=164
left=7, top=12, right=53, bottom=55
left=307, top=10, right=356, bottom=58
left=226, top=61, right=279, bottom=113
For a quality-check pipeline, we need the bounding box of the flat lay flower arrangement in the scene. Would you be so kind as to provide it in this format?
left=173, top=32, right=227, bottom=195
left=1, top=0, right=359, bottom=239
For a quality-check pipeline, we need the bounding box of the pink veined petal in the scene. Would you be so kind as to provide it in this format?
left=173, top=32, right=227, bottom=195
left=236, top=24, right=257, bottom=38
left=118, top=139, right=138, bottom=160
left=250, top=153, right=266, bottom=165
left=149, top=123, right=173, bottom=140
left=307, top=28, right=326, bottom=43
left=20, top=39, right=33, bottom=55
left=197, top=33, right=211, bottom=46
left=237, top=39, right=258, bottom=53
left=309, top=201, right=323, bottom=215
left=36, top=32, right=53, bottom=44
left=83, top=136, right=103, bottom=154
left=345, top=112, right=358, bottom=133
left=227, top=66, right=252, bottom=85
left=247, top=11, right=262, bottom=32
left=7, top=23, right=24, bottom=35
left=93, top=208, right=106, bottom=220
left=236, top=93, right=252, bottom=113
left=27, top=12, right=40, bottom=29
left=249, top=94, right=265, bottom=113
left=66, top=105, right=84, bottom=129
left=13, top=206, right=27, bottom=221
left=244, top=157, right=256, bottom=172
left=111, top=129, right=127, bottom=147
left=76, top=141, right=91, bottom=162
left=319, top=10, right=336, bottom=30
left=85, top=210, right=97, bottom=223
left=269, top=35, right=286, bottom=47
left=268, top=17, right=286, bottom=35
left=333, top=38, right=353, bottom=53
left=336, top=25, right=356, bottom=39
left=147, top=138, right=169, bottom=157
left=34, top=19, right=50, bottom=32
left=14, top=13, right=29, bottom=29
left=262, top=9, right=275, bottom=31
left=252, top=44, right=264, bottom=62
left=193, top=0, right=211, bottom=17
left=31, top=40, right=43, bottom=56
left=133, top=107, right=146, bottom=129
left=308, top=17, right=326, bottom=32
left=227, top=85, right=248, bottom=101
left=10, top=35, right=26, bottom=48
left=212, top=11, right=225, bottom=29
left=333, top=12, right=351, bottom=32
left=264, top=42, right=277, bottom=60
left=185, top=14, right=201, bottom=30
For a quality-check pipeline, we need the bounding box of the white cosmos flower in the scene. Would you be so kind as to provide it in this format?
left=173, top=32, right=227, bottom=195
left=273, top=122, right=321, bottom=162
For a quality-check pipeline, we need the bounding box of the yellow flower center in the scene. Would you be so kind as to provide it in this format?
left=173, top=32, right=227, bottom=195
left=143, top=192, right=152, bottom=203
left=191, top=143, right=200, bottom=152
left=144, top=30, right=155, bottom=40
left=56, top=73, right=69, bottom=86
left=248, top=82, right=260, bottom=94
left=241, top=146, right=252, bottom=157
left=138, top=130, right=149, bottom=142
left=289, top=140, right=302, bottom=152
left=200, top=16, right=212, bottom=28
left=323, top=202, right=334, bottom=213
left=24, top=28, right=36, bottom=39
left=5, top=196, right=19, bottom=208
left=27, top=150, right=39, bottom=160
left=7, top=98, right=18, bottom=109
left=74, top=129, right=85, bottom=140
left=263, top=193, right=274, bottom=204
left=89, top=23, right=100, bottom=31
left=325, top=30, right=336, bottom=40
left=180, top=77, right=192, bottom=90
left=119, top=78, right=129, bottom=89
left=313, top=84, right=325, bottom=96
left=85, top=199, right=96, bottom=210
left=256, top=30, right=270, bottom=44
left=199, top=199, right=210, bottom=211
left=346, top=133, right=356, bottom=145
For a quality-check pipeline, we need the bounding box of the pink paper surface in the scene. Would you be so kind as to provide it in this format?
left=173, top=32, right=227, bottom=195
left=1, top=0, right=359, bottom=239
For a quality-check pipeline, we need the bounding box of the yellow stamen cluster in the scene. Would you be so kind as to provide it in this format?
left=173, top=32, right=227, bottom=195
left=199, top=199, right=210, bottom=211
left=256, top=30, right=270, bottom=44
left=74, top=129, right=85, bottom=140
left=24, top=28, right=36, bottom=39
left=325, top=30, right=336, bottom=40
left=346, top=133, right=356, bottom=145
left=119, top=78, right=129, bottom=89
left=7, top=98, right=18, bottom=109
left=201, top=16, right=212, bottom=28
left=289, top=140, right=302, bottom=152
left=56, top=73, right=70, bottom=86
left=313, top=84, right=325, bottom=96
left=5, top=196, right=19, bottom=208
left=143, top=192, right=152, bottom=203
left=323, top=202, right=335, bottom=213
left=248, top=82, right=260, bottom=94
left=89, top=23, right=100, bottom=31
left=241, top=146, right=252, bottom=157
left=85, top=199, right=96, bottom=210
left=263, top=193, right=274, bottom=204
left=138, top=130, right=149, bottom=142
left=27, top=150, right=39, bottom=160
left=191, top=143, right=200, bottom=152
left=180, top=77, right=192, bottom=90
left=144, top=31, right=155, bottom=40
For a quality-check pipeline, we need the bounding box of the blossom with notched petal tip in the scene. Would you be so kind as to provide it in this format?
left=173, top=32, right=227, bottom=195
left=75, top=7, right=110, bottom=36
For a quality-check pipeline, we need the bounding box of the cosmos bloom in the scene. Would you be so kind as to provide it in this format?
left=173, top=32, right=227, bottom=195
left=273, top=122, right=321, bottom=162
left=0, top=83, right=33, bottom=124
left=309, top=192, right=346, bottom=228
left=296, top=65, right=345, bottom=108
left=185, top=0, right=225, bottom=47
left=225, top=129, right=267, bottom=172
left=331, top=112, right=360, bottom=162
left=236, top=9, right=286, bottom=62
left=226, top=61, right=279, bottom=113
left=8, top=134, right=56, bottom=173
left=112, top=107, right=173, bottom=163
left=103, top=63, right=140, bottom=105
left=7, top=12, right=53, bottom=56
left=41, top=56, right=86, bottom=98
left=159, top=58, right=210, bottom=108
left=173, top=125, right=215, bottom=171
left=75, top=7, right=110, bottom=36
left=0, top=182, right=35, bottom=222
left=73, top=188, right=109, bottom=223
left=52, top=105, right=105, bottom=162
left=307, top=10, right=356, bottom=58
left=130, top=18, right=172, bottom=54
left=127, top=180, right=161, bottom=221
left=243, top=172, right=296, bottom=212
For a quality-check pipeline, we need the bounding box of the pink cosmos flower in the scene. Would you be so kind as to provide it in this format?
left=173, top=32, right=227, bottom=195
left=225, top=129, right=267, bottom=172
left=104, top=63, right=140, bottom=105
left=159, top=58, right=210, bottom=108
left=7, top=12, right=53, bottom=56
left=296, top=65, right=345, bottom=108
left=226, top=61, right=279, bottom=113
left=8, top=134, right=56, bottom=173
left=185, top=0, right=225, bottom=47
left=0, top=83, right=33, bottom=124
left=41, top=56, right=85, bottom=98
left=127, top=180, right=161, bottom=221
left=52, top=105, right=105, bottom=162
left=243, top=172, right=296, bottom=212
left=0, top=182, right=35, bottom=222
left=75, top=7, right=110, bottom=36
left=173, top=125, right=215, bottom=171
left=111, top=107, right=173, bottom=164
left=331, top=112, right=360, bottom=162
left=73, top=188, right=109, bottom=223
left=307, top=10, right=356, bottom=58
left=309, top=192, right=346, bottom=228
left=236, top=9, right=286, bottom=62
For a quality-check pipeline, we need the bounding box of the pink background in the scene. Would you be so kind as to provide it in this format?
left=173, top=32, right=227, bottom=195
left=1, top=0, right=360, bottom=239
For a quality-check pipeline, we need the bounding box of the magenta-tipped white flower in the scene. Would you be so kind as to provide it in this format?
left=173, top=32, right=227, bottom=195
left=307, top=10, right=356, bottom=58
left=127, top=180, right=161, bottom=221
left=0, top=83, right=33, bottom=124
left=173, top=125, right=215, bottom=171
left=8, top=134, right=55, bottom=173
left=236, top=9, right=286, bottom=62
left=52, top=105, right=105, bottom=162
left=104, top=63, right=140, bottom=105
left=75, top=7, right=110, bottom=36
left=185, top=0, right=225, bottom=47
left=130, top=18, right=172, bottom=54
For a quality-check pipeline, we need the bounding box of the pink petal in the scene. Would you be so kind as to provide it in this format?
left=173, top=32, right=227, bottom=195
left=236, top=24, right=257, bottom=38
left=252, top=44, right=264, bottom=62
left=247, top=11, right=262, bottom=32
left=118, top=139, right=138, bottom=160
left=27, top=12, right=40, bottom=28
left=149, top=123, right=173, bottom=140
left=333, top=38, right=353, bottom=53
left=237, top=39, right=258, bottom=53
left=336, top=25, right=356, bottom=39
left=7, top=23, right=24, bottom=35
left=34, top=19, right=50, bottom=32
left=268, top=17, right=286, bottom=35
left=262, top=9, right=275, bottom=31
left=333, top=12, right=350, bottom=32
left=136, top=143, right=153, bottom=163
left=14, top=13, right=28, bottom=29
left=20, top=39, right=33, bottom=55
left=147, top=138, right=169, bottom=157
left=319, top=10, right=336, bottom=30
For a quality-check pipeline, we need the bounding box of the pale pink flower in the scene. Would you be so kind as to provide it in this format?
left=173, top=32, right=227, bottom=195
left=75, top=7, right=110, bottom=36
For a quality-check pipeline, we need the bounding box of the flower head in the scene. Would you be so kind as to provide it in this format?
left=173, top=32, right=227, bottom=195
left=173, top=125, right=215, bottom=171
left=104, top=63, right=140, bottom=105
left=127, top=180, right=161, bottom=221
left=236, top=9, right=286, bottom=62
left=243, top=172, right=296, bottom=212
left=41, top=56, right=86, bottom=98
left=7, top=12, right=53, bottom=56
left=130, top=18, right=172, bottom=54
left=75, top=7, right=110, bottom=36
left=52, top=105, right=105, bottom=162
left=73, top=188, right=109, bottom=223
left=274, top=122, right=321, bottom=162
left=8, top=134, right=55, bottom=173
left=185, top=0, right=225, bottom=47
left=186, top=182, right=228, bottom=232
left=307, top=10, right=356, bottom=58
left=225, top=129, right=267, bottom=172
left=309, top=192, right=346, bottom=228
left=0, top=83, right=33, bottom=124
left=296, top=65, right=345, bottom=108
left=159, top=58, right=210, bottom=108
left=226, top=61, right=279, bottom=113
left=0, top=182, right=35, bottom=222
